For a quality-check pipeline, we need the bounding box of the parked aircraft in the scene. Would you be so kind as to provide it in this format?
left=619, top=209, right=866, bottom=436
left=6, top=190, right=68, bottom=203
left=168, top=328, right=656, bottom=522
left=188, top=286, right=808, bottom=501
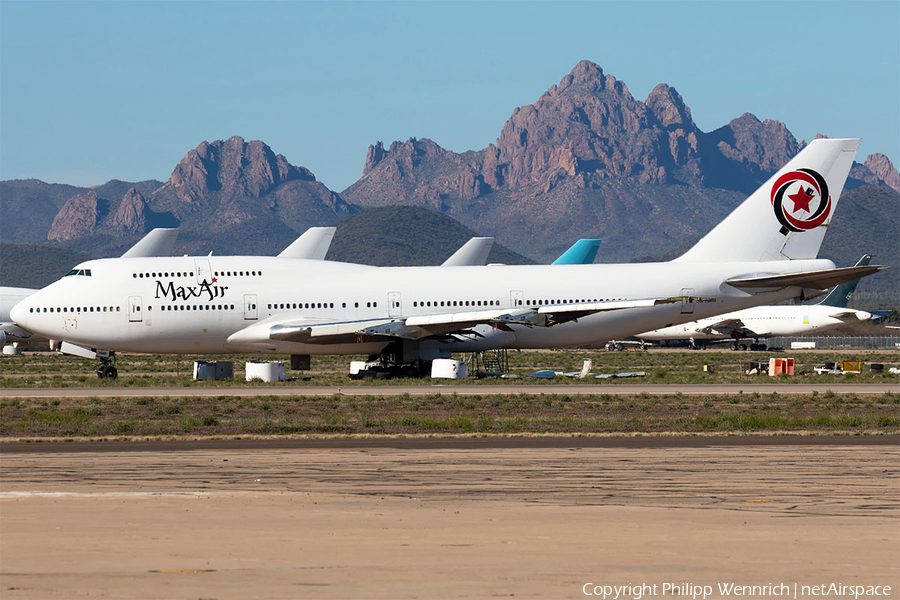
left=637, top=255, right=877, bottom=350
left=11, top=138, right=883, bottom=377
left=2, top=228, right=181, bottom=350
left=0, top=287, right=38, bottom=348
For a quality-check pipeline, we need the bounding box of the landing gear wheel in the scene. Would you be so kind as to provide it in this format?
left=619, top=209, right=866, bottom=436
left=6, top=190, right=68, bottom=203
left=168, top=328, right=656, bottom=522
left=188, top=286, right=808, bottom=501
left=615, top=343, right=624, bottom=351
left=97, top=365, right=117, bottom=379
left=739, top=344, right=747, bottom=351
left=730, top=342, right=739, bottom=351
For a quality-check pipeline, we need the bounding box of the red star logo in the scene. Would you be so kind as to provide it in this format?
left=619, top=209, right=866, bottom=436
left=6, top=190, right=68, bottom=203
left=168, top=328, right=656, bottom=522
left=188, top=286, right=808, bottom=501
left=211, top=277, right=217, bottom=283
left=788, top=186, right=815, bottom=213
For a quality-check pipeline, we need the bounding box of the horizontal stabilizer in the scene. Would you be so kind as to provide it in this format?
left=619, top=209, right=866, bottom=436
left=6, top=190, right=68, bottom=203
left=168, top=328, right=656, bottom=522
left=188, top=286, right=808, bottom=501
left=726, top=265, right=885, bottom=290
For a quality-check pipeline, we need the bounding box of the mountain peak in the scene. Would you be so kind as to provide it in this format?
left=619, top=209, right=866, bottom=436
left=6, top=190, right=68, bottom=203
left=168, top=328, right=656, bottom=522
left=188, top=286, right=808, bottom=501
left=570, top=59, right=605, bottom=81
left=645, top=83, right=693, bottom=129
left=165, top=137, right=315, bottom=202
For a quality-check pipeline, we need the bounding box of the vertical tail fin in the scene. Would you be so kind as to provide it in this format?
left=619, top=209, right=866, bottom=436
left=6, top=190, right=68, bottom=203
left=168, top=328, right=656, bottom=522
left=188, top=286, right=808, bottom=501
left=818, top=254, right=873, bottom=307
left=676, top=138, right=860, bottom=263
left=552, top=239, right=602, bottom=265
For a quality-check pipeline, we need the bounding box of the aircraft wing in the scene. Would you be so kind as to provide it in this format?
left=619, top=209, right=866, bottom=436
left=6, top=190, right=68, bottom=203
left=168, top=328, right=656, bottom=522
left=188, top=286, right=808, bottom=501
left=696, top=318, right=757, bottom=338
left=228, top=297, right=683, bottom=346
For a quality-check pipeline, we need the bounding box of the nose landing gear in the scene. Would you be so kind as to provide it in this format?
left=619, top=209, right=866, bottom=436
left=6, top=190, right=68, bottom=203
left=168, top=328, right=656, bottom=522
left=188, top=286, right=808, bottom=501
left=96, top=352, right=118, bottom=379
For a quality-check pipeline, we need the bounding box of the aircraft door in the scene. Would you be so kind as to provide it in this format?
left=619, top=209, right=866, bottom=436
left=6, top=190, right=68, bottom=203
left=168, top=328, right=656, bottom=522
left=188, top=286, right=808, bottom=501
left=128, top=296, right=143, bottom=322
left=195, top=259, right=212, bottom=284
left=680, top=288, right=695, bottom=315
left=243, top=294, right=258, bottom=321
left=388, top=292, right=402, bottom=317
left=510, top=290, right=524, bottom=308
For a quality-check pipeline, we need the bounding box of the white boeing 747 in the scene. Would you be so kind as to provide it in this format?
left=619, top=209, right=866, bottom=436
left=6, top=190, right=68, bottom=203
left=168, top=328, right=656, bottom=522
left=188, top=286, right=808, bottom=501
left=11, top=138, right=882, bottom=377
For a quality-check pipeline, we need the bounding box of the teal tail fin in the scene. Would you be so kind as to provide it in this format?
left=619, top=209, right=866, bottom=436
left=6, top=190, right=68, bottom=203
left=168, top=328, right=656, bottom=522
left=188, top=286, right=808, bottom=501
left=553, top=239, right=602, bottom=265
left=818, top=254, right=872, bottom=307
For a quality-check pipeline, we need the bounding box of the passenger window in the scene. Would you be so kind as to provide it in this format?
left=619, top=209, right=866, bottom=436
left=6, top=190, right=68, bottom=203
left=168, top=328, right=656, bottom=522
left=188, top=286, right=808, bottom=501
left=354, top=302, right=359, bottom=308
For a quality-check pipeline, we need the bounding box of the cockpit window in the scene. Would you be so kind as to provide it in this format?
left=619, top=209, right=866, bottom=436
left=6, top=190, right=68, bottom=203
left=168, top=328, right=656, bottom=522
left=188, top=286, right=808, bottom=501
left=64, top=269, right=92, bottom=277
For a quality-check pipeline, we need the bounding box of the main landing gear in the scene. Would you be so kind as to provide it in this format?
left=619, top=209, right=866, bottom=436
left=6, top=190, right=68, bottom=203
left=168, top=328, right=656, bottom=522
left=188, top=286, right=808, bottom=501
left=96, top=352, right=118, bottom=379
left=728, top=335, right=766, bottom=352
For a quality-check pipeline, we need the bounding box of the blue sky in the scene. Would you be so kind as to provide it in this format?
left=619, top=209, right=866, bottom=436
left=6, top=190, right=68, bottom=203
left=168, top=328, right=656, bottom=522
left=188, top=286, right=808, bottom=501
left=1, top=1, right=898, bottom=191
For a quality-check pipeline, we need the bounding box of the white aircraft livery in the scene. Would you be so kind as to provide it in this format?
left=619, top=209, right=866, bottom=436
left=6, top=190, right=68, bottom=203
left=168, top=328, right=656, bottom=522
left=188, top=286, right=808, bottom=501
left=10, top=139, right=882, bottom=377
left=637, top=255, right=876, bottom=349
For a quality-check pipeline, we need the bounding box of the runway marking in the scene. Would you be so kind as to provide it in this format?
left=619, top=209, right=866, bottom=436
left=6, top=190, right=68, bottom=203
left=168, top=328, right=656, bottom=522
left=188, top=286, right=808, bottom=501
left=0, top=491, right=209, bottom=499
left=148, top=569, right=216, bottom=574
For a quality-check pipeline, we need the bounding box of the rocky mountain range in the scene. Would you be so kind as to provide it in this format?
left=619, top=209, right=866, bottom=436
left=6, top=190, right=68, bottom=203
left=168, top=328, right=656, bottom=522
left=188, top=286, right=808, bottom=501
left=1, top=60, right=897, bottom=296
left=343, top=61, right=898, bottom=264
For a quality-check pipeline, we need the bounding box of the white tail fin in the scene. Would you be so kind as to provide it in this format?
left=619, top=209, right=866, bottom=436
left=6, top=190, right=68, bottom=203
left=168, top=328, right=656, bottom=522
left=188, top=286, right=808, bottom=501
left=278, top=227, right=336, bottom=260
left=676, top=138, right=859, bottom=262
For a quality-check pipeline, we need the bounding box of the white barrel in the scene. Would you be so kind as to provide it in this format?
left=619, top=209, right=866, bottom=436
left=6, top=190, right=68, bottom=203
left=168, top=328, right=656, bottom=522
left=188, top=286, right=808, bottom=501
left=245, top=361, right=286, bottom=382
left=431, top=358, right=468, bottom=379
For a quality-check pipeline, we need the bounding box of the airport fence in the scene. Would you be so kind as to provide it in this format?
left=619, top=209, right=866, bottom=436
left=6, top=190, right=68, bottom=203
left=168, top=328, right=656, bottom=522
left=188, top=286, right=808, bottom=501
left=765, top=336, right=900, bottom=350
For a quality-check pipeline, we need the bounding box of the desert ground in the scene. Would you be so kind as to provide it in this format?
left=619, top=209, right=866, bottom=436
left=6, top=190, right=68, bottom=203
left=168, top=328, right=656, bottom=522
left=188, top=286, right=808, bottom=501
left=2, top=440, right=898, bottom=599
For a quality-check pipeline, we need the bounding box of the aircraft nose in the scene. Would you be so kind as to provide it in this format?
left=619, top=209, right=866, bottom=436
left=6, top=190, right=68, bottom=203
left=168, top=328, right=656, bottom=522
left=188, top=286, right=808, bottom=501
left=10, top=301, right=29, bottom=328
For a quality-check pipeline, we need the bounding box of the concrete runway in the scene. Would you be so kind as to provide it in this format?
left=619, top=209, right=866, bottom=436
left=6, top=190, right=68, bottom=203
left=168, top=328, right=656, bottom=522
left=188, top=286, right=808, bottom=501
left=2, top=434, right=898, bottom=454
left=2, top=382, right=897, bottom=398
left=2, top=440, right=898, bottom=599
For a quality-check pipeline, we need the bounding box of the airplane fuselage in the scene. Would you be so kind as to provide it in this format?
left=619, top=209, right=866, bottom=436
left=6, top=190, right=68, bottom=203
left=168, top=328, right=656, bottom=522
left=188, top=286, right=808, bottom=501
left=638, top=304, right=872, bottom=341
left=13, top=256, right=836, bottom=356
